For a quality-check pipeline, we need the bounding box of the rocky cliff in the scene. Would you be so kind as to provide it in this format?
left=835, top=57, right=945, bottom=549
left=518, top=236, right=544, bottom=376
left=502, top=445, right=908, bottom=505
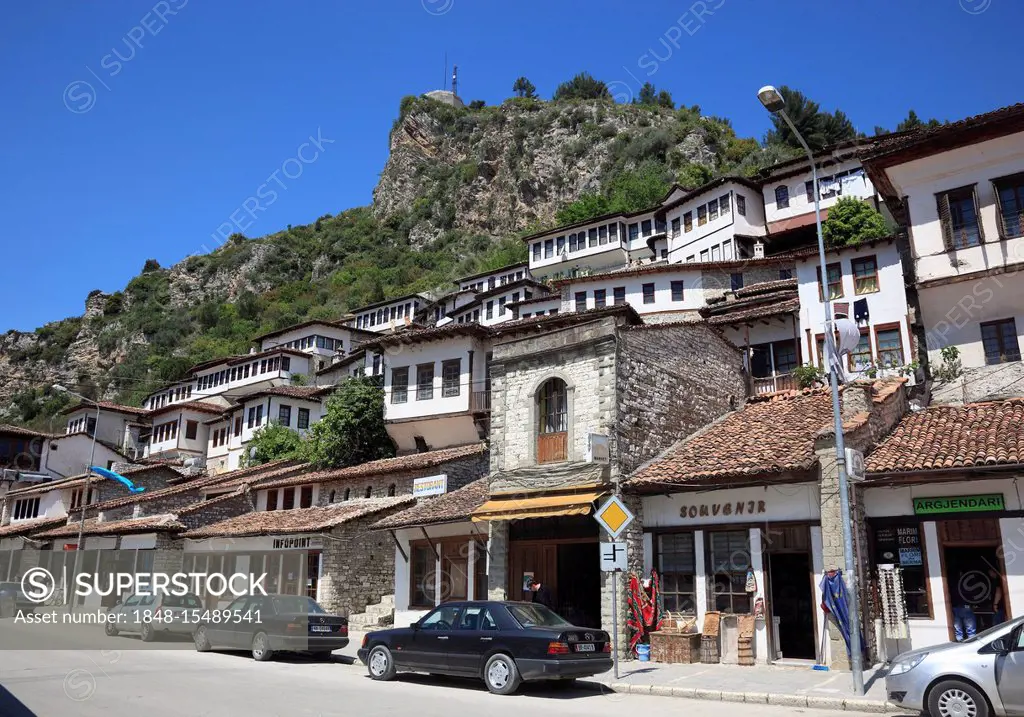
left=1, top=95, right=778, bottom=429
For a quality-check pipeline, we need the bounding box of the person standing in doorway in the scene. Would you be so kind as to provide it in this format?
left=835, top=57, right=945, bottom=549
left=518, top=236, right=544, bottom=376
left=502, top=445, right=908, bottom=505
left=530, top=580, right=555, bottom=611
left=953, top=570, right=978, bottom=642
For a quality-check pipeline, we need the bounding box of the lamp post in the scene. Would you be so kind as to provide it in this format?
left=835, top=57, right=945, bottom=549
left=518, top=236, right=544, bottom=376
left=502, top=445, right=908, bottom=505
left=53, top=383, right=99, bottom=613
left=756, top=86, right=864, bottom=696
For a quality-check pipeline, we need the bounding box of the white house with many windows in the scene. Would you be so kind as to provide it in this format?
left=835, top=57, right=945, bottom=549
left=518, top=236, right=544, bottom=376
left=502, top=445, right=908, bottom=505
left=795, top=238, right=916, bottom=383
left=365, top=325, right=492, bottom=455
left=863, top=104, right=1024, bottom=401
left=253, top=320, right=371, bottom=372
left=664, top=177, right=767, bottom=264
left=348, top=294, right=428, bottom=332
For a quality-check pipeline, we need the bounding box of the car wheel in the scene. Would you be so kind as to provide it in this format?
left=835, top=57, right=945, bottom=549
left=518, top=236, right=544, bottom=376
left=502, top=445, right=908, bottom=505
left=367, top=645, right=397, bottom=681
left=104, top=620, right=119, bottom=637
left=193, top=626, right=211, bottom=652
left=483, top=653, right=522, bottom=695
left=251, top=632, right=274, bottom=662
left=928, top=680, right=989, bottom=717
left=140, top=622, right=156, bottom=642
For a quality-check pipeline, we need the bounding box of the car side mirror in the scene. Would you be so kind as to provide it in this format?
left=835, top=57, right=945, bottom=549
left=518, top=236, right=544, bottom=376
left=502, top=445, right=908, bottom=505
left=411, top=621, right=420, bottom=630
left=982, top=637, right=1010, bottom=655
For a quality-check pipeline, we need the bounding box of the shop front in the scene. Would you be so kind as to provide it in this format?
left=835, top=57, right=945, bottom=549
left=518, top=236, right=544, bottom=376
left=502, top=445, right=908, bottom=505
left=864, top=477, right=1023, bottom=659
left=183, top=534, right=323, bottom=609
left=641, top=482, right=826, bottom=665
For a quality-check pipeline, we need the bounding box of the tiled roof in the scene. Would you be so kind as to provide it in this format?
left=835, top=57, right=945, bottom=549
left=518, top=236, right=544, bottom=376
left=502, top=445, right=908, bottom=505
left=180, top=497, right=415, bottom=538
left=148, top=400, right=228, bottom=417
left=361, top=322, right=491, bottom=349
left=0, top=424, right=50, bottom=438
left=61, top=401, right=148, bottom=416
left=251, top=319, right=361, bottom=343
left=254, top=444, right=488, bottom=491
left=80, top=459, right=304, bottom=512
left=372, top=478, right=490, bottom=530
left=863, top=103, right=1024, bottom=163
left=866, top=399, right=1024, bottom=474
left=238, top=386, right=335, bottom=403
left=33, top=514, right=184, bottom=538
left=4, top=464, right=173, bottom=498
left=735, top=278, right=798, bottom=298
left=705, top=296, right=801, bottom=325
left=187, top=347, right=310, bottom=375
left=175, top=491, right=246, bottom=516
left=629, top=384, right=893, bottom=490
left=0, top=517, right=68, bottom=538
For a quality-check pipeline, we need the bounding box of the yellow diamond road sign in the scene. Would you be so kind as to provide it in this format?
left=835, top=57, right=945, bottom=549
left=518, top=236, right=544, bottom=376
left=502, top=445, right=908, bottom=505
left=594, top=495, right=634, bottom=539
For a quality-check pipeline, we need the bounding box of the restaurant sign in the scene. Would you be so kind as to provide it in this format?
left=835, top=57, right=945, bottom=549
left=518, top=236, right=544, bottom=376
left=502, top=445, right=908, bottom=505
left=912, top=494, right=1005, bottom=516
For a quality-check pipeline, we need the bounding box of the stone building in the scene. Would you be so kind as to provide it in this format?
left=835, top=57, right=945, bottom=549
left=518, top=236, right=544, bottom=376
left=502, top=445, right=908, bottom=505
left=472, top=305, right=748, bottom=641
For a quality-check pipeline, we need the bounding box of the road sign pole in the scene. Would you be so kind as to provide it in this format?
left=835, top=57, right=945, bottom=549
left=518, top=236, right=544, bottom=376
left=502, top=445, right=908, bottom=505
left=612, top=569, right=619, bottom=680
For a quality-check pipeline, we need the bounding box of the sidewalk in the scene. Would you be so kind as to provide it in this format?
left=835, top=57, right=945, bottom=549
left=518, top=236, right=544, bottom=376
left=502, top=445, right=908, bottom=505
left=583, top=660, right=905, bottom=713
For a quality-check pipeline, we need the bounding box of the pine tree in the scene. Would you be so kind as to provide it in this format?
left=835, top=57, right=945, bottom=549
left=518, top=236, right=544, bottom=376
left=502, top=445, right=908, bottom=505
left=512, top=76, right=537, bottom=99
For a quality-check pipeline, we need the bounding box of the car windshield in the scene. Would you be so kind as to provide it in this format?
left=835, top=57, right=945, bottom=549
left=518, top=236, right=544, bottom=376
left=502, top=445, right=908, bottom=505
left=962, top=615, right=1024, bottom=644
left=271, top=596, right=325, bottom=614
left=507, top=603, right=571, bottom=628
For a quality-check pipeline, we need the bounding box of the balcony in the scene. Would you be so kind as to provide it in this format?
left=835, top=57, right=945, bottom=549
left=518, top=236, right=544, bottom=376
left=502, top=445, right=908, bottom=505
left=752, top=372, right=799, bottom=395
left=471, top=388, right=491, bottom=412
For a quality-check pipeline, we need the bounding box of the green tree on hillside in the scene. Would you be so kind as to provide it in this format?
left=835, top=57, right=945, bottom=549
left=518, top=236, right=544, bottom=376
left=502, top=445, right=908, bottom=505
left=636, top=82, right=674, bottom=109
left=512, top=77, right=537, bottom=99
left=822, top=197, right=890, bottom=247
left=896, top=109, right=942, bottom=132
left=553, top=73, right=610, bottom=101
left=142, top=259, right=161, bottom=273
left=243, top=422, right=303, bottom=467
left=302, top=377, right=395, bottom=469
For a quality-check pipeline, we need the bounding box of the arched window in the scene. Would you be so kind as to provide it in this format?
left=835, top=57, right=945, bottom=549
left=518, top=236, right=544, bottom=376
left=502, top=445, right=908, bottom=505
left=365, top=485, right=373, bottom=499
left=343, top=488, right=350, bottom=501
left=387, top=483, right=396, bottom=497
left=536, top=378, right=568, bottom=464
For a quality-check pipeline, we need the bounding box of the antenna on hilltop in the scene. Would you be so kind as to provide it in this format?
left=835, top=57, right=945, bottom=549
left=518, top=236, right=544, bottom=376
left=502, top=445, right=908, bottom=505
left=452, top=64, right=458, bottom=96
left=443, top=52, right=447, bottom=91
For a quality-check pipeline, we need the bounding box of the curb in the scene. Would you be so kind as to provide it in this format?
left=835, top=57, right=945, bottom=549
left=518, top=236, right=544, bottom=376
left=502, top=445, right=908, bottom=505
left=579, top=681, right=901, bottom=713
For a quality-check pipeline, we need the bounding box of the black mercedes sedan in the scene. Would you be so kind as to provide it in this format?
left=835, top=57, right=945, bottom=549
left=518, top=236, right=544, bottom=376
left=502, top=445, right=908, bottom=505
left=358, top=601, right=611, bottom=694
left=193, top=594, right=348, bottom=661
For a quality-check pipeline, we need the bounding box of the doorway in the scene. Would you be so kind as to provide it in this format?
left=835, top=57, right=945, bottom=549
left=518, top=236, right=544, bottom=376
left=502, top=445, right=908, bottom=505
left=943, top=545, right=1006, bottom=636
left=557, top=543, right=601, bottom=628
left=768, top=552, right=816, bottom=659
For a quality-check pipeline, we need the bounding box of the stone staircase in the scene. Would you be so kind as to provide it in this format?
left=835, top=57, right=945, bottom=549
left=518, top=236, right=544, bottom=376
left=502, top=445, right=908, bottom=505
left=347, top=594, right=395, bottom=630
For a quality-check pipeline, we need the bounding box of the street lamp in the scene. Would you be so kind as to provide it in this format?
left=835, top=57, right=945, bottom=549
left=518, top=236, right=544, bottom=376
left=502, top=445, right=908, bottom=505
left=757, top=86, right=864, bottom=696
left=53, top=383, right=99, bottom=613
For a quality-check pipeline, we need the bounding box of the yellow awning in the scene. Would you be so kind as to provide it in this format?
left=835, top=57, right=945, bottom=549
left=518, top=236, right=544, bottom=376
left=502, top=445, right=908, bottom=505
left=471, top=491, right=606, bottom=522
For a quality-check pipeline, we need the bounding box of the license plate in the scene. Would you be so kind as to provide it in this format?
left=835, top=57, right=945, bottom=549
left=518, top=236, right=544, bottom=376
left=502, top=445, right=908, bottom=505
left=575, top=643, right=595, bottom=652
left=310, top=625, right=332, bottom=633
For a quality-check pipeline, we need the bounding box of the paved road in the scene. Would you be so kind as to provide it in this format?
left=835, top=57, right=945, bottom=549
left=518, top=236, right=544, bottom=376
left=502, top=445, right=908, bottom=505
left=0, top=632, right=893, bottom=717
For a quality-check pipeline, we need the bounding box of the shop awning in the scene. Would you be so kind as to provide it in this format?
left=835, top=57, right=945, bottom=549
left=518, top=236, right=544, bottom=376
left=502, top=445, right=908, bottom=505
left=471, top=490, right=606, bottom=522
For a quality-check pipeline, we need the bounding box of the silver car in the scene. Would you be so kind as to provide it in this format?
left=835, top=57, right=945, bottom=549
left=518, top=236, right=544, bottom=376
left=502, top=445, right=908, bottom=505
left=105, top=592, right=204, bottom=642
left=886, top=615, right=1024, bottom=717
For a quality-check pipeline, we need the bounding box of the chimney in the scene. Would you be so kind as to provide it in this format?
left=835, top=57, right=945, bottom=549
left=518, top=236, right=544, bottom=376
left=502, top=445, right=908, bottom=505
left=753, top=241, right=765, bottom=259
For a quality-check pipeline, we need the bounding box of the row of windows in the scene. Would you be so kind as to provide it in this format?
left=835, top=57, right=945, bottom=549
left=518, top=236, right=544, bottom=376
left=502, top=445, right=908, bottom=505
left=198, top=356, right=291, bottom=391
left=655, top=530, right=753, bottom=615
left=573, top=280, right=687, bottom=311
left=816, top=324, right=906, bottom=371
left=356, top=301, right=420, bottom=329
left=278, top=335, right=343, bottom=353
left=461, top=270, right=525, bottom=292
left=391, top=360, right=462, bottom=403
left=679, top=193, right=733, bottom=235
left=532, top=222, right=622, bottom=261
left=937, top=173, right=1024, bottom=250
left=69, top=487, right=96, bottom=511
left=151, top=420, right=178, bottom=444
left=685, top=238, right=737, bottom=264
left=519, top=308, right=559, bottom=319
left=265, top=485, right=314, bottom=511
left=247, top=404, right=264, bottom=429
left=12, top=497, right=41, bottom=521
left=146, top=385, right=193, bottom=410
left=66, top=416, right=95, bottom=435
left=211, top=426, right=230, bottom=448
left=817, top=256, right=880, bottom=301
left=328, top=483, right=397, bottom=503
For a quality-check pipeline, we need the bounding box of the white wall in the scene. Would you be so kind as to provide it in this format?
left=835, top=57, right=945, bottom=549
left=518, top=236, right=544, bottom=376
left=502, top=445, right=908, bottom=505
left=451, top=285, right=547, bottom=327
left=458, top=264, right=529, bottom=292
left=561, top=268, right=706, bottom=317
left=795, top=240, right=915, bottom=380
left=42, top=434, right=125, bottom=479
left=383, top=336, right=486, bottom=421
left=643, top=483, right=822, bottom=528
left=527, top=218, right=632, bottom=279
left=351, top=297, right=424, bottom=332
left=666, top=185, right=766, bottom=264
left=193, top=353, right=312, bottom=402
left=393, top=523, right=482, bottom=627
left=863, top=478, right=1023, bottom=516
left=920, top=276, right=1024, bottom=371
left=63, top=407, right=130, bottom=447
left=883, top=132, right=1024, bottom=284
left=515, top=297, right=562, bottom=319
left=763, top=160, right=875, bottom=226
left=259, top=324, right=353, bottom=356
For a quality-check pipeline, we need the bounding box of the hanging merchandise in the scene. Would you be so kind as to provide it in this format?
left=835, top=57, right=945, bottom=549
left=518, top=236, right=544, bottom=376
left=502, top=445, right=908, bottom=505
left=820, top=569, right=852, bottom=657
left=745, top=569, right=758, bottom=594
left=879, top=565, right=910, bottom=640
left=753, top=597, right=766, bottom=619
left=626, top=570, right=666, bottom=653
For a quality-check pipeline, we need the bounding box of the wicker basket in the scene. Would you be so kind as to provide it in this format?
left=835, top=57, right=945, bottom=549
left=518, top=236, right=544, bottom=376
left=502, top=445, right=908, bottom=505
left=700, top=612, right=721, bottom=664
left=650, top=631, right=702, bottom=664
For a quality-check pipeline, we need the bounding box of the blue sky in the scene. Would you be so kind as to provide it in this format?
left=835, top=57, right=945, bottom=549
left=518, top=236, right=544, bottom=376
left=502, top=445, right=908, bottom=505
left=1, top=0, right=1020, bottom=332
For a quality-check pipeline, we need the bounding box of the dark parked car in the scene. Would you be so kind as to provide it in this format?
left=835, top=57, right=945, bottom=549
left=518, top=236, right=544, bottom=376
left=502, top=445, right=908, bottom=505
left=358, top=601, right=612, bottom=695
left=192, top=594, right=348, bottom=661
left=0, top=582, right=34, bottom=616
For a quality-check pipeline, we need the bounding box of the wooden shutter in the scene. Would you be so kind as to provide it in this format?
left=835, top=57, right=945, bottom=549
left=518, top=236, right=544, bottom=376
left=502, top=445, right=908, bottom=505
left=972, top=185, right=985, bottom=243
left=992, top=180, right=1008, bottom=238
left=936, top=192, right=954, bottom=251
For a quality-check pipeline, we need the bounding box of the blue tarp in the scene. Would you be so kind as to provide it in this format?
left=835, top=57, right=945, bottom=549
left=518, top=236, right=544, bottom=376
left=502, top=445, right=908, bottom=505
left=820, top=570, right=851, bottom=656
left=89, top=466, right=145, bottom=493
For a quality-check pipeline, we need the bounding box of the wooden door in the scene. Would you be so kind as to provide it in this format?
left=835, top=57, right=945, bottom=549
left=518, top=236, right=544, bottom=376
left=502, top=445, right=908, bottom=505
left=537, top=433, right=567, bottom=463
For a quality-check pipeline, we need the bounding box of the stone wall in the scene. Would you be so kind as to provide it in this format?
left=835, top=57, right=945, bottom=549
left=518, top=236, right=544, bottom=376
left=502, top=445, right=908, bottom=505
left=699, top=265, right=795, bottom=301
left=489, top=316, right=620, bottom=475
left=317, top=510, right=402, bottom=615
left=176, top=494, right=252, bottom=531
left=616, top=323, right=747, bottom=477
